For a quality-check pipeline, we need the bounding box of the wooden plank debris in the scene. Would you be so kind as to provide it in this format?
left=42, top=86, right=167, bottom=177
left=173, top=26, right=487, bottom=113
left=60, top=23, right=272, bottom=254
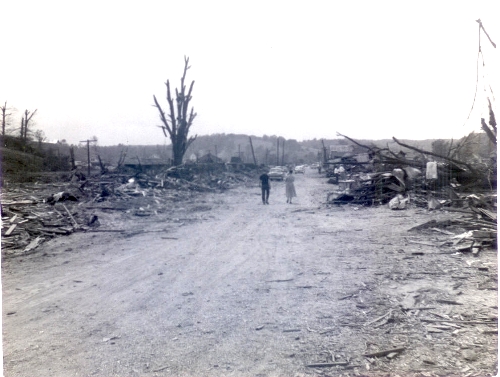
left=402, top=307, right=436, bottom=311
left=431, top=227, right=455, bottom=235
left=339, top=294, right=355, bottom=300
left=37, top=227, right=71, bottom=235
left=5, top=224, right=17, bottom=236
left=305, top=362, right=349, bottom=368
left=24, top=237, right=44, bottom=253
left=62, top=204, right=79, bottom=228
left=435, top=299, right=463, bottom=305
left=2, top=200, right=37, bottom=205
left=151, top=365, right=169, bottom=373
left=421, top=319, right=497, bottom=325
left=363, top=347, right=405, bottom=358
left=407, top=240, right=439, bottom=247
left=364, top=309, right=392, bottom=327
left=89, top=229, right=126, bottom=233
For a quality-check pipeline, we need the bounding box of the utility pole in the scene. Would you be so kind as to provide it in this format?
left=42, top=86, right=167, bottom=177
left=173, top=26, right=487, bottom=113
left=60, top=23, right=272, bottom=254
left=276, top=138, right=280, bottom=166
left=80, top=138, right=97, bottom=178
left=321, top=139, right=328, bottom=163
left=86, top=140, right=91, bottom=177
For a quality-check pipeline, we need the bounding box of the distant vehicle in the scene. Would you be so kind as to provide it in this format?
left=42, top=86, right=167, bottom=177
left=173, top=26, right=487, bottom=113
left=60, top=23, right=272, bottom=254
left=268, top=167, right=286, bottom=181
left=294, top=165, right=305, bottom=174
left=310, top=163, right=320, bottom=169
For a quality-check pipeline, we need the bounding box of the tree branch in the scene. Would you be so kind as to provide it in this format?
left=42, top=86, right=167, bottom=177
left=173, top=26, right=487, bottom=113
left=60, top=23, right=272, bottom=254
left=185, top=134, right=197, bottom=151
left=153, top=95, right=172, bottom=136
left=392, top=137, right=475, bottom=172
left=481, top=118, right=497, bottom=145
left=26, top=109, right=37, bottom=123
left=336, top=132, right=380, bottom=154
left=166, top=80, right=176, bottom=136
left=488, top=98, right=497, bottom=134
left=183, top=80, right=195, bottom=121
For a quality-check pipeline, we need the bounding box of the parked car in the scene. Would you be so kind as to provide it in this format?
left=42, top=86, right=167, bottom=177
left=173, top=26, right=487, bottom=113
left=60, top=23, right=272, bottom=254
left=294, top=165, right=305, bottom=174
left=268, top=167, right=286, bottom=181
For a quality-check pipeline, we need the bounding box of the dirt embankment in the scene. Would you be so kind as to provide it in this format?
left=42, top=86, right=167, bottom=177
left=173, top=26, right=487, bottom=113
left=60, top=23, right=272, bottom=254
left=2, top=170, right=497, bottom=377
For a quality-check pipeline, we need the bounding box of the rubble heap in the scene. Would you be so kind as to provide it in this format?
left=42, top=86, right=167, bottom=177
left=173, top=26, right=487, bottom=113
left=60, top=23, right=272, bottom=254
left=1, top=166, right=258, bottom=257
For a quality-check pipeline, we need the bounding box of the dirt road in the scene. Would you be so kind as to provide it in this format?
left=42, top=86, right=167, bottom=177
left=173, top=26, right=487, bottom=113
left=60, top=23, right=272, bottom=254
left=2, top=171, right=497, bottom=376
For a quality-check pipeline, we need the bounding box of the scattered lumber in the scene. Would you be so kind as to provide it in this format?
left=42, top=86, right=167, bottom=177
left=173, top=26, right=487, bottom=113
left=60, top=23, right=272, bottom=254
left=420, top=319, right=497, bottom=325
left=24, top=237, right=44, bottom=254
left=363, top=347, right=406, bottom=358
left=306, top=362, right=349, bottom=368
left=364, top=309, right=392, bottom=327
left=327, top=172, right=407, bottom=205
left=435, top=299, right=463, bottom=305
left=5, top=224, right=17, bottom=236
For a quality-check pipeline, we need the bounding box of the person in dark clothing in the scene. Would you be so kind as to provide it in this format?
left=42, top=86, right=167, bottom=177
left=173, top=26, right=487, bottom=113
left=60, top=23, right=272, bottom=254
left=259, top=171, right=270, bottom=204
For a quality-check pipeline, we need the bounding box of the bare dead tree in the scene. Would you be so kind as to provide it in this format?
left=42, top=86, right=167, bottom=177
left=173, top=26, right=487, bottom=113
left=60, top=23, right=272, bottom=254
left=20, top=109, right=37, bottom=142
left=153, top=56, right=197, bottom=166
left=1, top=101, right=13, bottom=137
left=481, top=99, right=497, bottom=145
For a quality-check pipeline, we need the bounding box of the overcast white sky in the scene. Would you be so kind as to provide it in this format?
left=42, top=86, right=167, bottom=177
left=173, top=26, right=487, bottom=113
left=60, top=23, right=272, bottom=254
left=1, top=1, right=499, bottom=146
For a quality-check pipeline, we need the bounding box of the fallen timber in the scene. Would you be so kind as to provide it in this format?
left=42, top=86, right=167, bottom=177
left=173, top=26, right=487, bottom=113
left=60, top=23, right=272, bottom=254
left=1, top=166, right=258, bottom=257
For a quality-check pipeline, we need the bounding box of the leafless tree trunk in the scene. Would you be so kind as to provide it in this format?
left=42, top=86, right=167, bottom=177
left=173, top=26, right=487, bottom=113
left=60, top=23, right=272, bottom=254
left=153, top=56, right=197, bottom=166
left=20, top=109, right=37, bottom=142
left=1, top=101, right=12, bottom=137
left=481, top=99, right=497, bottom=145
left=20, top=118, right=25, bottom=139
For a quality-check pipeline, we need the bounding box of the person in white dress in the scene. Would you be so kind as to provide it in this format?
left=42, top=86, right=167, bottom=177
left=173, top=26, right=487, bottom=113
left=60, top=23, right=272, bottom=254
left=285, top=170, right=297, bottom=204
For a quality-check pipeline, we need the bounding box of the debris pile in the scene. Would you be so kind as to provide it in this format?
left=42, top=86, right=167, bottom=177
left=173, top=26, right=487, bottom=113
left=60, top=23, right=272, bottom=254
left=327, top=132, right=496, bottom=205
left=1, top=166, right=258, bottom=257
left=408, top=192, right=497, bottom=252
left=327, top=171, right=407, bottom=206
left=324, top=134, right=497, bottom=261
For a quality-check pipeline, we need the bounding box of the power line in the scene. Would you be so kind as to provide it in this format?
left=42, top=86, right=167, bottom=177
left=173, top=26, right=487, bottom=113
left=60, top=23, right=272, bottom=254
left=460, top=20, right=496, bottom=133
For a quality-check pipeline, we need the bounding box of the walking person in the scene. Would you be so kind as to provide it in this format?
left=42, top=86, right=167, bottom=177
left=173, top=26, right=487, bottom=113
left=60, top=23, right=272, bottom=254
left=259, top=169, right=270, bottom=204
left=285, top=169, right=297, bottom=204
